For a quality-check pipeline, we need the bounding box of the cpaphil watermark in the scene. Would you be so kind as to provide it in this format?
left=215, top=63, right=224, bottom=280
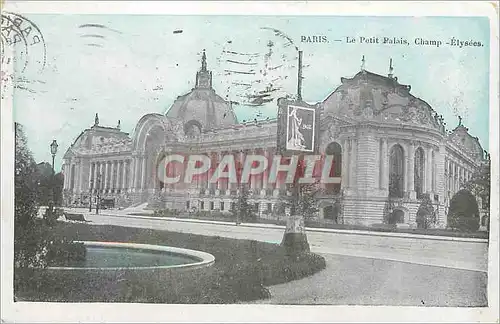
left=155, top=153, right=341, bottom=185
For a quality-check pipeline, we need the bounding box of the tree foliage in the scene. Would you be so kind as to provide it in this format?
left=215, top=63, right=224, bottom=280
left=14, top=123, right=81, bottom=271
left=464, top=162, right=490, bottom=214
left=232, top=184, right=258, bottom=223
left=447, top=189, right=480, bottom=232
left=34, top=162, right=64, bottom=206
left=15, top=123, right=50, bottom=268
left=416, top=194, right=436, bottom=229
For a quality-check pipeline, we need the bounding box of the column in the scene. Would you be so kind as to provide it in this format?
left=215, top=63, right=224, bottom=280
left=104, top=161, right=109, bottom=191
left=63, top=164, right=68, bottom=189
left=134, top=155, right=140, bottom=190
left=380, top=138, right=388, bottom=190
left=77, top=160, right=84, bottom=193
left=122, top=160, right=128, bottom=190
left=341, top=139, right=349, bottom=189
left=426, top=147, right=433, bottom=194
left=97, top=162, right=103, bottom=190
left=407, top=142, right=415, bottom=198
left=348, top=139, right=357, bottom=188
left=88, top=162, right=93, bottom=189
left=109, top=161, right=115, bottom=191
left=262, top=148, right=269, bottom=195
left=140, top=154, right=147, bottom=190
left=215, top=152, right=222, bottom=194
left=250, top=149, right=257, bottom=192
left=238, top=150, right=245, bottom=191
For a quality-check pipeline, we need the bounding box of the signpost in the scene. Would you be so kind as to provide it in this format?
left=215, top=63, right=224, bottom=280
left=276, top=50, right=321, bottom=256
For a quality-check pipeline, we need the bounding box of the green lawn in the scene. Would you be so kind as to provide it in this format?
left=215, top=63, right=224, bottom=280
left=14, top=221, right=326, bottom=303
left=131, top=211, right=489, bottom=239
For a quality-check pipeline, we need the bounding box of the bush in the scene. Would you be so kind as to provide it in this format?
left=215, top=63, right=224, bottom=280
left=416, top=194, right=436, bottom=229
left=448, top=190, right=480, bottom=232
left=45, top=240, right=86, bottom=267
left=153, top=209, right=181, bottom=217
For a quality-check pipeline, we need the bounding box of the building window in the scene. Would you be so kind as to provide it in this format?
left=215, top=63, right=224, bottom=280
left=200, top=201, right=204, bottom=210
left=414, top=147, right=425, bottom=199
left=186, top=201, right=190, bottom=210
left=220, top=202, right=225, bottom=211
left=254, top=202, right=259, bottom=212
left=267, top=203, right=272, bottom=212
left=210, top=201, right=214, bottom=210
left=389, top=144, right=405, bottom=198
left=325, top=142, right=342, bottom=194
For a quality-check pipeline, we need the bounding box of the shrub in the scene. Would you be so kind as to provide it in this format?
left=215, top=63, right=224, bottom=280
left=45, top=240, right=86, bottom=267
left=416, top=194, right=436, bottom=229
left=448, top=189, right=480, bottom=232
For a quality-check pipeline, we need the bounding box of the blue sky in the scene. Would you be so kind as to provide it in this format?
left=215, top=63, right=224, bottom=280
left=12, top=14, right=490, bottom=171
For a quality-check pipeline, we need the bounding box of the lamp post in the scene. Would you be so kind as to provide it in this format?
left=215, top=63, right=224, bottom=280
left=50, top=140, right=58, bottom=206
left=50, top=140, right=58, bottom=173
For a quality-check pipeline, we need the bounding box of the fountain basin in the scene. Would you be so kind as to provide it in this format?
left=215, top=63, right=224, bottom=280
left=48, top=241, right=215, bottom=271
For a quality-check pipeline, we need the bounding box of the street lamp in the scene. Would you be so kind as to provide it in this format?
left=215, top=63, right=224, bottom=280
left=49, top=139, right=58, bottom=207
left=50, top=140, right=58, bottom=172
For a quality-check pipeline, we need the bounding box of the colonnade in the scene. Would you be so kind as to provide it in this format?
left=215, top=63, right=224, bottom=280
left=445, top=157, right=473, bottom=198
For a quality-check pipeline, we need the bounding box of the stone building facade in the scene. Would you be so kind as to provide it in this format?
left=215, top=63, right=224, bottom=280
left=62, top=51, right=488, bottom=228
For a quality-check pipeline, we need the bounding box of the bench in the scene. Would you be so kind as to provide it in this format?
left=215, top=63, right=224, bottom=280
left=64, top=213, right=88, bottom=222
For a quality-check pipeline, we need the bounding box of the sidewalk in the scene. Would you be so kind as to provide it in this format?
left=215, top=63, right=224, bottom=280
left=63, top=207, right=488, bottom=243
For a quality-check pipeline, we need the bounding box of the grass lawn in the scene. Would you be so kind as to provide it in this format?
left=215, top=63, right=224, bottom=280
left=131, top=211, right=489, bottom=239
left=14, top=221, right=326, bottom=303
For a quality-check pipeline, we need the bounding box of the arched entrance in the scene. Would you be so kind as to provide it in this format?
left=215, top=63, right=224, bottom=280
left=325, top=141, right=342, bottom=194
left=144, top=125, right=166, bottom=191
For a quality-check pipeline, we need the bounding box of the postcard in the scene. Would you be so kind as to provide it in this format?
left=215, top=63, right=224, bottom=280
left=1, top=1, right=498, bottom=323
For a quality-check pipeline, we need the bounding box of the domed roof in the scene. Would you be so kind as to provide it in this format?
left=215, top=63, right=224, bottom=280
left=165, top=50, right=238, bottom=130
left=447, top=121, right=485, bottom=160
left=322, top=65, right=445, bottom=133
left=63, top=114, right=131, bottom=158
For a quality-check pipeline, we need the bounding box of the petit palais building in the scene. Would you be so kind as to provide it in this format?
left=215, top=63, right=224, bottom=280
left=62, top=52, right=489, bottom=229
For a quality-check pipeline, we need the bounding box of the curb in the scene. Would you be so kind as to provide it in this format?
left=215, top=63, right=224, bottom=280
left=85, top=211, right=489, bottom=244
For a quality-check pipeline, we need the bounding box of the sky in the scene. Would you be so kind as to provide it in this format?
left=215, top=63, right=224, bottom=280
left=8, top=14, right=491, bottom=171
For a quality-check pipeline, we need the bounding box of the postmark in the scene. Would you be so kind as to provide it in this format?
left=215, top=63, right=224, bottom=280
left=1, top=11, right=47, bottom=96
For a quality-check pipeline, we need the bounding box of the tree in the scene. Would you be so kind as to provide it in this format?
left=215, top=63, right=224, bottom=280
left=464, top=162, right=490, bottom=230
left=15, top=123, right=50, bottom=268
left=416, top=194, right=436, bottom=229
left=33, top=162, right=64, bottom=206
left=232, top=184, right=258, bottom=223
left=447, top=189, right=480, bottom=232
left=282, top=183, right=320, bottom=221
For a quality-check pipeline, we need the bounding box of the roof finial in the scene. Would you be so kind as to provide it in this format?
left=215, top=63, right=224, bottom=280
left=117, top=119, right=121, bottom=130
left=388, top=58, right=394, bottom=78
left=94, top=113, right=99, bottom=126
left=201, top=49, right=207, bottom=71
left=361, top=55, right=366, bottom=71
left=458, top=115, right=462, bottom=126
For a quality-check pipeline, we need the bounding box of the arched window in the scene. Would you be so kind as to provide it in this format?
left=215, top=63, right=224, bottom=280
left=325, top=142, right=342, bottom=194
left=414, top=147, right=425, bottom=199
left=389, top=144, right=405, bottom=198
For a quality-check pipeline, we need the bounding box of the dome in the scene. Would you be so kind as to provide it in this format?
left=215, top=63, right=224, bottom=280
left=322, top=68, right=445, bottom=133
left=165, top=50, right=238, bottom=130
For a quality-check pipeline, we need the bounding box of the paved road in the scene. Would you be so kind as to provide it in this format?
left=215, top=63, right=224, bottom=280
left=68, top=209, right=489, bottom=272
left=252, top=254, right=487, bottom=306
